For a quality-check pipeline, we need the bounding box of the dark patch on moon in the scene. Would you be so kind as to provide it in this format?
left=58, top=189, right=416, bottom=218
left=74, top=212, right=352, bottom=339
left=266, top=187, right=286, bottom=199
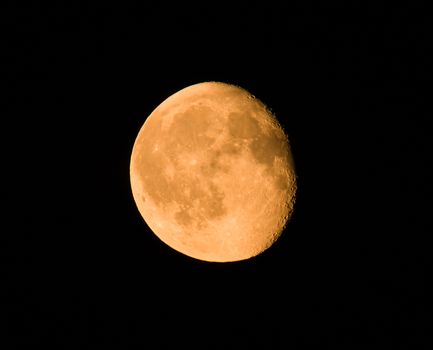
left=249, top=129, right=287, bottom=167
left=227, top=111, right=260, bottom=139
left=173, top=179, right=227, bottom=229
left=199, top=149, right=230, bottom=176
left=174, top=210, right=193, bottom=226
left=136, top=153, right=171, bottom=207
left=274, top=174, right=289, bottom=191
left=220, top=141, right=241, bottom=155
left=205, top=182, right=226, bottom=219
left=164, top=105, right=217, bottom=153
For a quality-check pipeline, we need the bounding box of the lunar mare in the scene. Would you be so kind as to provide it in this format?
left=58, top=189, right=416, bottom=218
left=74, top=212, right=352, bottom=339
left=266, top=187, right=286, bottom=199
left=130, top=82, right=296, bottom=262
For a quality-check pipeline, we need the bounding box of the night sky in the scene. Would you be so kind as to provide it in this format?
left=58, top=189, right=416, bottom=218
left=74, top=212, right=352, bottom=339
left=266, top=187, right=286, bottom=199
left=2, top=2, right=431, bottom=348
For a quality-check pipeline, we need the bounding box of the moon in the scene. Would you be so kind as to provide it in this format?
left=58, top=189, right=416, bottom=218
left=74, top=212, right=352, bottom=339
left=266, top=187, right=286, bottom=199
left=130, top=82, right=297, bottom=262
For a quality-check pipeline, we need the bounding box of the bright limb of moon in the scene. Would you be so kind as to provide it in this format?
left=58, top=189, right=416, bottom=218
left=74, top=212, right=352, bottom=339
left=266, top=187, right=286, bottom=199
left=130, top=82, right=296, bottom=262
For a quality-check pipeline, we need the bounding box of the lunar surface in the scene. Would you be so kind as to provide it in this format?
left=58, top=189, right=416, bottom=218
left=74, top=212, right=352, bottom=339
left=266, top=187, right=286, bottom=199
left=130, top=82, right=296, bottom=262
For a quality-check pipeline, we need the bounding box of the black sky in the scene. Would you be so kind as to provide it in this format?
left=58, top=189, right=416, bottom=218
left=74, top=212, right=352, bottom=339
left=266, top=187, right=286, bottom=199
left=2, top=1, right=432, bottom=348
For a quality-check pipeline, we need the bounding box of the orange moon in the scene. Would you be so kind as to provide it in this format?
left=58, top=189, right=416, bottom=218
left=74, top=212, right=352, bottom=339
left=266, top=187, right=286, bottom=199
left=130, top=82, right=297, bottom=262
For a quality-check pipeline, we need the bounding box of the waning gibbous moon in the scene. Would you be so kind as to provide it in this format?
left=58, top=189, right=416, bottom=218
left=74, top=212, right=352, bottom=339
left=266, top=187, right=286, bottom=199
left=130, top=82, right=297, bottom=262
